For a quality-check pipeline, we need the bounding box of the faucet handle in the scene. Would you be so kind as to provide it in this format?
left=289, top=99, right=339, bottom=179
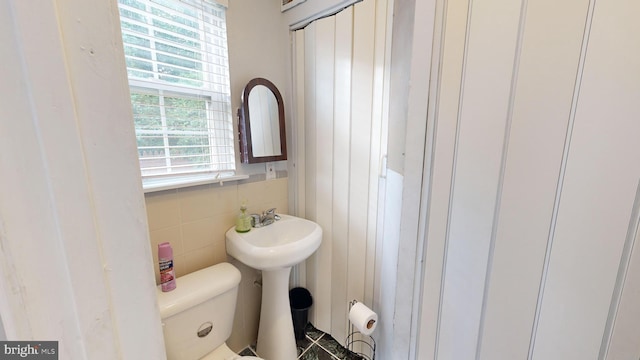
left=250, top=214, right=262, bottom=227
left=263, top=208, right=280, bottom=222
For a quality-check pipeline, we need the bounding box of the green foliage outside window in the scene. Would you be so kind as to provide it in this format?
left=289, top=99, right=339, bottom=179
left=119, top=0, right=233, bottom=177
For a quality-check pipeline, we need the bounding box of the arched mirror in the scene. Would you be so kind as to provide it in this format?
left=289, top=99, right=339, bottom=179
left=238, top=78, right=287, bottom=163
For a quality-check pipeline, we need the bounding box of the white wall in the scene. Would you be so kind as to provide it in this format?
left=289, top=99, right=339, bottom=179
left=226, top=0, right=292, bottom=177
left=416, top=0, right=640, bottom=359
left=0, top=0, right=164, bottom=358
left=0, top=315, right=5, bottom=341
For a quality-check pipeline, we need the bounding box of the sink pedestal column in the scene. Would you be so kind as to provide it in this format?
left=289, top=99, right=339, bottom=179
left=256, top=266, right=297, bottom=360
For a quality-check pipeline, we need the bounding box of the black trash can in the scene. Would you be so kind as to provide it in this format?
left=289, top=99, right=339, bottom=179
left=289, top=287, right=313, bottom=341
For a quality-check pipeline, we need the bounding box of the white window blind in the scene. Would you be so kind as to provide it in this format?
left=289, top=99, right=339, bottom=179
left=118, top=0, right=235, bottom=180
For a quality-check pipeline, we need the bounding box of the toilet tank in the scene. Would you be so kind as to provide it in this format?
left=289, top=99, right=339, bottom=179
left=157, top=262, right=241, bottom=360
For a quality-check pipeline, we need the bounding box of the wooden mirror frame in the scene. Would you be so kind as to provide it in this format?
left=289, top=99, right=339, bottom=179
left=238, top=78, right=287, bottom=164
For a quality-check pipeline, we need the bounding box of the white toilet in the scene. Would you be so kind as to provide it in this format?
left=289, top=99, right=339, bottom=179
left=156, top=262, right=264, bottom=360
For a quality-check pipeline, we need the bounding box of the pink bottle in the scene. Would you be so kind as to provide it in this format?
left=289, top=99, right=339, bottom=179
left=158, top=242, right=176, bottom=292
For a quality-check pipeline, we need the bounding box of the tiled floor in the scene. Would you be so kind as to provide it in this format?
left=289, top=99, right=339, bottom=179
left=239, top=323, right=366, bottom=360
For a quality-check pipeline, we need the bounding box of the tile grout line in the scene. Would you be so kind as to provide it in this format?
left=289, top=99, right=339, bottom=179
left=246, top=326, right=362, bottom=360
left=298, top=333, right=324, bottom=359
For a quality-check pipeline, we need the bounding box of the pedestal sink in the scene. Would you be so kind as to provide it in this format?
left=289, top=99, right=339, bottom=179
left=225, top=214, right=322, bottom=360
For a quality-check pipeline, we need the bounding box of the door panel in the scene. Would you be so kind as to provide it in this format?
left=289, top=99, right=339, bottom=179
left=423, top=0, right=640, bottom=359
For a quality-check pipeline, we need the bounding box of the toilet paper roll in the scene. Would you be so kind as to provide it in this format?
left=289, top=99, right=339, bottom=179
left=348, top=302, right=378, bottom=336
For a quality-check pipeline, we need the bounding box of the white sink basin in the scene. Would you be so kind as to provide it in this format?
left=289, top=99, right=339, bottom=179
left=225, top=214, right=322, bottom=360
left=225, top=214, right=322, bottom=270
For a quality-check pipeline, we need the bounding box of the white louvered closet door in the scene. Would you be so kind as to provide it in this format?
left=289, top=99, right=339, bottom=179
left=291, top=0, right=391, bottom=346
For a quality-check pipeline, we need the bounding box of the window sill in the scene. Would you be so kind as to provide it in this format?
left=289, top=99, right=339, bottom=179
left=142, top=173, right=249, bottom=193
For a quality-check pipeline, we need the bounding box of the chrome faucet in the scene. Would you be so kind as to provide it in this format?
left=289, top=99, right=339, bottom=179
left=250, top=208, right=281, bottom=228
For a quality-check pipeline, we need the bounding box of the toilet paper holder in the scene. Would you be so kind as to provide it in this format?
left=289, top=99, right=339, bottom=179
left=346, top=300, right=376, bottom=360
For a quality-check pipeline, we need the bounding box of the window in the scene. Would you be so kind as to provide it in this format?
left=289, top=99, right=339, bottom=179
left=118, top=0, right=235, bottom=188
